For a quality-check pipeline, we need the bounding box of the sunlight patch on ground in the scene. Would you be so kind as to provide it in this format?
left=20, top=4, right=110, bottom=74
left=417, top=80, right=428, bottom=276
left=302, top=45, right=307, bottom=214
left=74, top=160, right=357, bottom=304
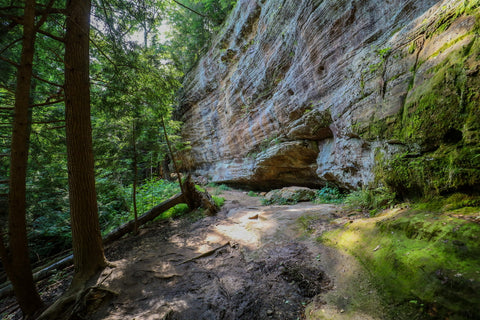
left=196, top=243, right=219, bottom=253
left=149, top=261, right=177, bottom=274
left=306, top=303, right=377, bottom=320
left=214, top=223, right=262, bottom=247
left=335, top=229, right=361, bottom=249
left=213, top=204, right=339, bottom=248
left=214, top=208, right=280, bottom=248
left=204, top=233, right=224, bottom=243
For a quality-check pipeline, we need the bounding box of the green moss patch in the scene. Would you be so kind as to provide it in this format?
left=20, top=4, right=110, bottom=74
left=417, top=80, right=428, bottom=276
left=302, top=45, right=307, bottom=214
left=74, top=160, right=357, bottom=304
left=376, top=145, right=480, bottom=197
left=358, top=19, right=480, bottom=196
left=320, top=197, right=480, bottom=319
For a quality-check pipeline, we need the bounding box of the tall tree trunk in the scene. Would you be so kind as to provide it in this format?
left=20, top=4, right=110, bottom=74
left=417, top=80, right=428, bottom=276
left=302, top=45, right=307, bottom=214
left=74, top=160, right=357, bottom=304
left=160, top=116, right=185, bottom=198
left=0, top=0, right=44, bottom=317
left=132, top=121, right=138, bottom=234
left=64, top=0, right=107, bottom=287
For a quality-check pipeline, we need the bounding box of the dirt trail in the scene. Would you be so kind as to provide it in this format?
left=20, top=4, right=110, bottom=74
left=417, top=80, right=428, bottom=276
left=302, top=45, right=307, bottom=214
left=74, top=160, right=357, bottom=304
left=83, top=190, right=385, bottom=319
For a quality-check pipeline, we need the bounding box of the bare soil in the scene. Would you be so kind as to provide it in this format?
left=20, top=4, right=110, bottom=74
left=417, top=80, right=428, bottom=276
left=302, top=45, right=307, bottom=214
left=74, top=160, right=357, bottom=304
left=1, top=189, right=386, bottom=319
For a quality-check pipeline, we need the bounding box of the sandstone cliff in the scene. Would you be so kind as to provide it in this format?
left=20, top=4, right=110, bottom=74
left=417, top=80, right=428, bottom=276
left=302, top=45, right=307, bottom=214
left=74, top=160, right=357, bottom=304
left=178, top=0, right=480, bottom=195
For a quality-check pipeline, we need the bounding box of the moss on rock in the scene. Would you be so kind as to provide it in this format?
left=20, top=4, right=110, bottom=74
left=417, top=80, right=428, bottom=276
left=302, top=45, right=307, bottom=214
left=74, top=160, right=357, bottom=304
left=357, top=16, right=480, bottom=197
left=376, top=145, right=480, bottom=198
left=320, top=196, right=480, bottom=319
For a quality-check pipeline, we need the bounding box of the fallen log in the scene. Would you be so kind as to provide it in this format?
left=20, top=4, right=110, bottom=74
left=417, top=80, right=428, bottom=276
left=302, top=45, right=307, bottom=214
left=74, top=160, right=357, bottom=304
left=0, top=254, right=74, bottom=299
left=0, top=193, right=186, bottom=299
left=103, top=192, right=185, bottom=245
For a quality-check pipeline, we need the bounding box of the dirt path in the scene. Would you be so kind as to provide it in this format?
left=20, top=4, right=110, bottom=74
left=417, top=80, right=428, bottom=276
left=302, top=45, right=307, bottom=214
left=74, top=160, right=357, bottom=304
left=70, top=190, right=387, bottom=319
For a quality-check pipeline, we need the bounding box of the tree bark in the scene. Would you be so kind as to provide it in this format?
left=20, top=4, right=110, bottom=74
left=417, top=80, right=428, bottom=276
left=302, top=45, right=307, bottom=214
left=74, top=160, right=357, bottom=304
left=0, top=0, right=44, bottom=317
left=132, top=121, right=138, bottom=234
left=160, top=115, right=185, bottom=199
left=64, top=0, right=107, bottom=288
left=183, top=175, right=219, bottom=216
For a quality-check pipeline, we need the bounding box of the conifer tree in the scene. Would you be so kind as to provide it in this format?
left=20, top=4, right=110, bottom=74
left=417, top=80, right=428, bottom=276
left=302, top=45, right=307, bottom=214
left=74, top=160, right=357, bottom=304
left=64, top=0, right=107, bottom=287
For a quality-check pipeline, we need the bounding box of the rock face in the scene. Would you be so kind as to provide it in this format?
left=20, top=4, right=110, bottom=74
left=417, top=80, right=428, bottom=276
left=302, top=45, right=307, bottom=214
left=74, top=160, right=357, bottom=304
left=177, top=0, right=480, bottom=194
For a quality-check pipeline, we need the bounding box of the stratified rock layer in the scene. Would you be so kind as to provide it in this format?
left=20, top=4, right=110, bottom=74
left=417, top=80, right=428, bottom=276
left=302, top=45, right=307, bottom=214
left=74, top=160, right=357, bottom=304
left=178, top=0, right=480, bottom=194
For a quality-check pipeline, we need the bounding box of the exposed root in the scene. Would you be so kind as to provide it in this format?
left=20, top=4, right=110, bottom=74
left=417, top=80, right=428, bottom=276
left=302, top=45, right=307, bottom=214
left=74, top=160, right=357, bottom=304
left=183, top=174, right=220, bottom=215
left=177, top=242, right=231, bottom=265
left=70, top=286, right=118, bottom=319
left=37, top=269, right=117, bottom=320
left=37, top=285, right=118, bottom=320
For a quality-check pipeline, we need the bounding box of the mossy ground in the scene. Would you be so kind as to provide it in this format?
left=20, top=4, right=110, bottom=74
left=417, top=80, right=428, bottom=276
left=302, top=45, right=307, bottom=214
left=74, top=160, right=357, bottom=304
left=341, top=13, right=480, bottom=315
left=320, top=194, right=480, bottom=319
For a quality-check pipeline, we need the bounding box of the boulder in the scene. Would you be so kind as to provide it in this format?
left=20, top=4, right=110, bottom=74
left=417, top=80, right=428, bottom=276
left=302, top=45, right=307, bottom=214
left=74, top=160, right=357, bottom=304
left=264, top=187, right=316, bottom=203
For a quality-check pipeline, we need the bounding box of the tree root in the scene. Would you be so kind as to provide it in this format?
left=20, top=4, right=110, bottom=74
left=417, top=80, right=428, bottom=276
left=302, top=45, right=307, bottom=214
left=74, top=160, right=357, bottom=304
left=177, top=242, right=231, bottom=265
left=183, top=174, right=220, bottom=216
left=37, top=270, right=117, bottom=320
left=37, top=285, right=118, bottom=320
left=70, top=286, right=118, bottom=319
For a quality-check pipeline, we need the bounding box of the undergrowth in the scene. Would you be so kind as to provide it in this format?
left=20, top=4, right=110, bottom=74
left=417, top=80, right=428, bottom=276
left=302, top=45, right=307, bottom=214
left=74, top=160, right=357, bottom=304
left=344, top=187, right=396, bottom=216
left=313, top=184, right=344, bottom=204
left=207, top=183, right=232, bottom=195
left=259, top=184, right=395, bottom=213
left=157, top=192, right=225, bottom=221
left=101, top=179, right=181, bottom=235
left=100, top=179, right=225, bottom=234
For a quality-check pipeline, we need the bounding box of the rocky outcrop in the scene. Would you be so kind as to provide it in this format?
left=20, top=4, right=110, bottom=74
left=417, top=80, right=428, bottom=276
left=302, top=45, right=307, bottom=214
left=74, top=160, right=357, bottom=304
left=178, top=0, right=480, bottom=194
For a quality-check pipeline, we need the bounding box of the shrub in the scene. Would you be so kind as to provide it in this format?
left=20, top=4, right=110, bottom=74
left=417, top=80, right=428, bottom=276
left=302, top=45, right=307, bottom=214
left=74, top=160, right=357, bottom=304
left=344, top=187, right=396, bottom=216
left=158, top=203, right=190, bottom=220
left=213, top=196, right=225, bottom=207
left=218, top=184, right=231, bottom=191
left=314, top=184, right=344, bottom=204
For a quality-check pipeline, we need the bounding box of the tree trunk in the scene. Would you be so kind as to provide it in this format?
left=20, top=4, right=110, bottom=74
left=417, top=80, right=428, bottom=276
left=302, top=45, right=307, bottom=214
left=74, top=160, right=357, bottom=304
left=132, top=122, right=138, bottom=234
left=182, top=175, right=219, bottom=216
left=64, top=0, right=107, bottom=288
left=0, top=0, right=44, bottom=317
left=160, top=116, right=185, bottom=199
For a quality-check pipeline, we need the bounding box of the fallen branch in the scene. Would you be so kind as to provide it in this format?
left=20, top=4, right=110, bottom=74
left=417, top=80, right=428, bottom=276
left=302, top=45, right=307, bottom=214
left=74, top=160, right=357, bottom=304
left=103, top=192, right=185, bottom=245
left=0, top=300, right=20, bottom=317
left=177, top=242, right=231, bottom=265
left=33, top=254, right=74, bottom=282
left=0, top=253, right=74, bottom=299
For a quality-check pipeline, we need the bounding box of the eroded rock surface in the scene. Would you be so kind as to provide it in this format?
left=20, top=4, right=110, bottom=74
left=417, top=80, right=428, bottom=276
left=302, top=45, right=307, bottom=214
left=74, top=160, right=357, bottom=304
left=178, top=0, right=480, bottom=193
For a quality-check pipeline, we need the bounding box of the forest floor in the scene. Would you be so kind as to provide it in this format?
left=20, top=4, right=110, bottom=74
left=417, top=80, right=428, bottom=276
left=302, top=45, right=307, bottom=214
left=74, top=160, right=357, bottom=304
left=2, top=188, right=387, bottom=320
